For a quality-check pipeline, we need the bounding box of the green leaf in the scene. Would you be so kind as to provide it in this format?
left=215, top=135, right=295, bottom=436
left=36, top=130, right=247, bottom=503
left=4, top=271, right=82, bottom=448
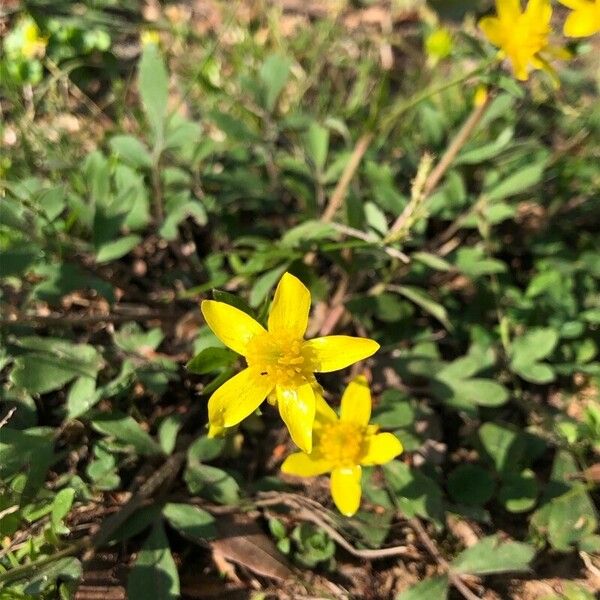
left=160, top=193, right=207, bottom=241
left=0, top=429, right=54, bottom=501
left=259, top=54, right=292, bottom=111
left=456, top=126, right=513, bottom=165
left=114, top=323, right=164, bottom=354
left=547, top=484, right=598, bottom=551
left=23, top=558, right=82, bottom=595
left=412, top=251, right=453, bottom=272
left=96, top=234, right=141, bottom=263
left=433, top=376, right=509, bottom=410
left=304, top=122, right=329, bottom=172
left=454, top=247, right=506, bottom=278
left=383, top=461, right=444, bottom=526
left=579, top=535, right=600, bottom=554
left=31, top=262, right=115, bottom=303
left=51, top=488, right=76, bottom=531
left=478, top=422, right=525, bottom=474
left=184, top=462, right=240, bottom=505
left=451, top=535, right=535, bottom=575
left=498, top=469, right=539, bottom=513
left=447, top=465, right=495, bottom=506
left=139, top=44, right=169, bottom=142
left=10, top=338, right=102, bottom=395
left=511, top=328, right=558, bottom=364
left=186, top=347, right=238, bottom=375
left=158, top=414, right=184, bottom=455
left=109, top=135, right=153, bottom=169
left=526, top=270, right=562, bottom=299
left=485, top=160, right=547, bottom=201
left=512, top=361, right=555, bottom=384
left=268, top=517, right=287, bottom=540
left=280, top=220, right=337, bottom=248
left=187, top=435, right=226, bottom=463
left=372, top=399, right=415, bottom=429
left=212, top=289, right=255, bottom=317
left=0, top=244, right=40, bottom=278
left=250, top=264, right=289, bottom=308
left=90, top=412, right=163, bottom=456
left=393, top=285, right=451, bottom=330
left=163, top=503, right=217, bottom=542
left=67, top=376, right=98, bottom=419
left=127, top=524, right=180, bottom=600
left=395, top=576, right=449, bottom=600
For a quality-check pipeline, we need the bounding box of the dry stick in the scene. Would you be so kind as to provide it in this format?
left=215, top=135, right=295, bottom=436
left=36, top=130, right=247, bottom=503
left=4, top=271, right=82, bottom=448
left=321, top=132, right=374, bottom=223
left=0, top=407, right=16, bottom=429
left=256, top=493, right=417, bottom=560
left=388, top=94, right=491, bottom=238
left=0, top=310, right=179, bottom=327
left=86, top=451, right=186, bottom=554
left=296, top=507, right=417, bottom=560
left=318, top=62, right=493, bottom=236
left=410, top=518, right=481, bottom=600
left=0, top=452, right=186, bottom=587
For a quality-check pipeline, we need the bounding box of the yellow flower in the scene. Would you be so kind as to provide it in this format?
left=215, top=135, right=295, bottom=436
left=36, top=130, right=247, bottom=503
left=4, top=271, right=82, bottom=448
left=474, top=84, right=489, bottom=108
left=141, top=30, right=161, bottom=47
left=201, top=273, right=379, bottom=453
left=425, top=27, right=453, bottom=64
left=7, top=18, right=47, bottom=59
left=281, top=376, right=403, bottom=517
left=559, top=1, right=600, bottom=37
left=479, top=0, right=554, bottom=81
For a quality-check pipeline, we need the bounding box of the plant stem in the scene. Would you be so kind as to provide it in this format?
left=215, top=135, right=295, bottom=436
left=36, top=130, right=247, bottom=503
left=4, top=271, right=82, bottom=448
left=386, top=92, right=491, bottom=242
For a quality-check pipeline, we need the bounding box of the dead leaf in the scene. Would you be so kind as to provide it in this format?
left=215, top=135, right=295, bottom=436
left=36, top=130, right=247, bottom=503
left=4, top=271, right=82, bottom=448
left=211, top=514, right=294, bottom=581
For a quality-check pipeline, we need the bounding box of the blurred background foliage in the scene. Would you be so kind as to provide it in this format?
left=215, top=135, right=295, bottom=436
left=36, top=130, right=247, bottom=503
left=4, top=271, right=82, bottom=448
left=0, top=1, right=599, bottom=598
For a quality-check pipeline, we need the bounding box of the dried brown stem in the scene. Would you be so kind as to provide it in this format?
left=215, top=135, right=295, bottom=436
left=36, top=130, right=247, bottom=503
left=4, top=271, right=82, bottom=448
left=410, top=518, right=482, bottom=600
left=388, top=96, right=490, bottom=238
left=321, top=132, right=374, bottom=223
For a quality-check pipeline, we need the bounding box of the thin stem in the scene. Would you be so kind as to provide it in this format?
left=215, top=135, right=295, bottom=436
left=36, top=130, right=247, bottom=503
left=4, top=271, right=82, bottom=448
left=321, top=132, right=374, bottom=223
left=379, top=59, right=494, bottom=137
left=319, top=59, right=494, bottom=225
left=386, top=94, right=491, bottom=242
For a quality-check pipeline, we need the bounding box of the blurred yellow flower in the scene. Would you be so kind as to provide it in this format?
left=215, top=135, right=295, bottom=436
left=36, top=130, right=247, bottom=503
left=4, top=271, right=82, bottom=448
left=425, top=27, right=453, bottom=63
left=8, top=17, right=47, bottom=59
left=141, top=30, right=161, bottom=47
left=479, top=0, right=555, bottom=81
left=559, top=0, right=600, bottom=37
left=201, top=273, right=379, bottom=453
left=281, top=376, right=403, bottom=516
left=474, top=84, right=489, bottom=107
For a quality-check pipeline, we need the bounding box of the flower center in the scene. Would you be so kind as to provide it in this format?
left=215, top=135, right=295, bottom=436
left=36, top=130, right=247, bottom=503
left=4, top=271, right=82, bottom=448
left=317, top=421, right=368, bottom=467
left=245, top=330, right=317, bottom=388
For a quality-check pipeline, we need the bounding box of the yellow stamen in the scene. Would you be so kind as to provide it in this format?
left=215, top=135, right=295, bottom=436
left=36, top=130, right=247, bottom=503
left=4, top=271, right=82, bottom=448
left=245, top=330, right=317, bottom=388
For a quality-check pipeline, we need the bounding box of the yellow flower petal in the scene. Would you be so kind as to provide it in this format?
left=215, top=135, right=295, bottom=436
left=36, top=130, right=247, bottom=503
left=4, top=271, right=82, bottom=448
left=525, top=0, right=552, bottom=25
left=564, top=8, right=600, bottom=37
left=281, top=452, right=333, bottom=476
left=314, top=393, right=339, bottom=426
left=330, top=466, right=362, bottom=516
left=207, top=422, right=226, bottom=438
left=305, top=336, right=379, bottom=373
left=268, top=272, right=311, bottom=337
left=362, top=433, right=403, bottom=466
left=558, top=0, right=587, bottom=10
left=201, top=300, right=265, bottom=356
left=496, top=0, right=522, bottom=21
left=478, top=16, right=505, bottom=46
left=277, top=383, right=316, bottom=453
left=511, top=54, right=530, bottom=81
left=340, top=375, right=371, bottom=426
left=208, top=368, right=273, bottom=429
